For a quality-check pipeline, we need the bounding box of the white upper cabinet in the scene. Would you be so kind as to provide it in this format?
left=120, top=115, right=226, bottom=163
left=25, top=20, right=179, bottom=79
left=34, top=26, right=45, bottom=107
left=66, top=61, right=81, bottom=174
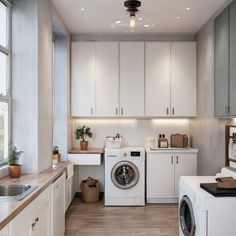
left=71, top=41, right=196, bottom=118
left=95, top=42, right=119, bottom=117
left=71, top=42, right=95, bottom=117
left=120, top=42, right=144, bottom=117
left=145, top=42, right=171, bottom=116
left=171, top=42, right=197, bottom=117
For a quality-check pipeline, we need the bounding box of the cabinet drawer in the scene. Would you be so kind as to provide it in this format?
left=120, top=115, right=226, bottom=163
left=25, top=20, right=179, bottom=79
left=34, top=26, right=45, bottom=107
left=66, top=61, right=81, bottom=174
left=68, top=154, right=101, bottom=165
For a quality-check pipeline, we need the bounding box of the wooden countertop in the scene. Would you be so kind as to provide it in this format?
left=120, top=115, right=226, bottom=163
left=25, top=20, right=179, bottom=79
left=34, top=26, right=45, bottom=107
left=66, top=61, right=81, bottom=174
left=68, top=148, right=104, bottom=154
left=0, top=162, right=68, bottom=230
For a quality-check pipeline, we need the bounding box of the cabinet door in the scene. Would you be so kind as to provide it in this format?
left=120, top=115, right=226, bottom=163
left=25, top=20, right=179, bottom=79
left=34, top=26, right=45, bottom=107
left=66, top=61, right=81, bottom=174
left=145, top=42, right=171, bottom=116
left=171, top=42, right=197, bottom=117
left=230, top=2, right=236, bottom=116
left=71, top=42, right=95, bottom=117
left=215, top=9, right=229, bottom=117
left=31, top=201, right=51, bottom=236
left=0, top=225, right=8, bottom=236
left=96, top=42, right=119, bottom=116
left=52, top=173, right=65, bottom=236
left=174, top=154, right=197, bottom=197
left=120, top=42, right=144, bottom=117
left=147, top=153, right=174, bottom=198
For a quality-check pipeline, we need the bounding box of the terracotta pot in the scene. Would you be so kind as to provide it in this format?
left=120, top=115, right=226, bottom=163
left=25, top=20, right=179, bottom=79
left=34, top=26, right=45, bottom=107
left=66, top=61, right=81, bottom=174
left=9, top=164, right=22, bottom=178
left=80, top=141, right=88, bottom=151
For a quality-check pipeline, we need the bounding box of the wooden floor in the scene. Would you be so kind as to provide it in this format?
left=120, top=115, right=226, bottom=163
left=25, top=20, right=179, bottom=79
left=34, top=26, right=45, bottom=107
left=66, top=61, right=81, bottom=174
left=65, top=198, right=179, bottom=236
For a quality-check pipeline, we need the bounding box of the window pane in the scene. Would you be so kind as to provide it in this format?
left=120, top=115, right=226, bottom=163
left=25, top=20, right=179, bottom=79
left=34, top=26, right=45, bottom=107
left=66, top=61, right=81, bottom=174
left=0, top=2, right=7, bottom=48
left=0, top=102, right=8, bottom=161
left=0, top=52, right=7, bottom=95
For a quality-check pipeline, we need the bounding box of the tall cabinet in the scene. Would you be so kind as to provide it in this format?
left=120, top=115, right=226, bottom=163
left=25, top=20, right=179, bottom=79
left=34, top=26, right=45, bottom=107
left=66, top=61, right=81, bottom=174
left=145, top=42, right=171, bottom=116
left=95, top=42, right=119, bottom=116
left=120, top=42, right=144, bottom=117
left=215, top=1, right=236, bottom=117
left=171, top=42, right=197, bottom=117
left=71, top=42, right=95, bottom=117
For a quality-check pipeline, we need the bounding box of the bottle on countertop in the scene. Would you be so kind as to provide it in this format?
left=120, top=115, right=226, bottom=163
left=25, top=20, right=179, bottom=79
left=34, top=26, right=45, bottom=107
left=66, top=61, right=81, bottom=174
left=158, top=134, right=169, bottom=148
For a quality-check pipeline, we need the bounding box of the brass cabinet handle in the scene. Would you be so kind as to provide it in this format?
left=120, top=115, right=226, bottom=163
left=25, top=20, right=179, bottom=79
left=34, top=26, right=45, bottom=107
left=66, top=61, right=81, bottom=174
left=176, top=155, right=179, bottom=164
left=225, top=106, right=230, bottom=114
left=31, top=217, right=39, bottom=231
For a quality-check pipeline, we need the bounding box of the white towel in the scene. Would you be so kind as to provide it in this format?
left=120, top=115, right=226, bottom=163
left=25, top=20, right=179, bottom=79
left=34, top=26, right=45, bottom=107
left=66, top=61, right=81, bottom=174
left=66, top=162, right=74, bottom=180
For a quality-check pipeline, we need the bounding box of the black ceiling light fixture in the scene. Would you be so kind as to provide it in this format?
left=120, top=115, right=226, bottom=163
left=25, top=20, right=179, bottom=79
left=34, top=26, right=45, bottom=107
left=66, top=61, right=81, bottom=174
left=124, top=0, right=141, bottom=28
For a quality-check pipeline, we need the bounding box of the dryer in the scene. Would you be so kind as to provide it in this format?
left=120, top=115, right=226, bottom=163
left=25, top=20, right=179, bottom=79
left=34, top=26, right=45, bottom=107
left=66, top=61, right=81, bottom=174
left=105, top=147, right=145, bottom=206
left=179, top=170, right=236, bottom=236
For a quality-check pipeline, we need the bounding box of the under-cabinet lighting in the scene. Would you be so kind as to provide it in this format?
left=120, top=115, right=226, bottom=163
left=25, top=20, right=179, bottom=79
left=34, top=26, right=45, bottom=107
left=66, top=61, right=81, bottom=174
left=151, top=119, right=189, bottom=127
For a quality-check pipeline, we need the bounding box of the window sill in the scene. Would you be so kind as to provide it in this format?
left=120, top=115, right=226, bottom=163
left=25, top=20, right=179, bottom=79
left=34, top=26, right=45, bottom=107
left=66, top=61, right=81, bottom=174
left=0, top=165, right=9, bottom=178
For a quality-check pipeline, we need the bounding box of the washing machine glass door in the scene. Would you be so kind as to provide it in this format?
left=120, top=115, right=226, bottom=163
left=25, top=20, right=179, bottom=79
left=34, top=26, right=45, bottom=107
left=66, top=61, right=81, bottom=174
left=111, top=161, right=139, bottom=189
left=179, top=195, right=195, bottom=236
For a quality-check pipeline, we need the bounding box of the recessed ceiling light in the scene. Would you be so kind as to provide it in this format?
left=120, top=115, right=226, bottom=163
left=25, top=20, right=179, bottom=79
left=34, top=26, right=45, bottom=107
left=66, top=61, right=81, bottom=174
left=177, top=16, right=181, bottom=20
left=138, top=17, right=143, bottom=20
left=81, top=8, right=85, bottom=11
left=115, top=20, right=122, bottom=24
left=144, top=24, right=149, bottom=28
left=186, top=7, right=190, bottom=10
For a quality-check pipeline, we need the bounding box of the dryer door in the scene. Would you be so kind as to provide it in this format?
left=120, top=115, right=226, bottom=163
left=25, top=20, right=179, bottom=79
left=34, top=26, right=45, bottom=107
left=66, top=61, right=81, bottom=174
left=179, top=195, right=196, bottom=236
left=111, top=161, right=139, bottom=189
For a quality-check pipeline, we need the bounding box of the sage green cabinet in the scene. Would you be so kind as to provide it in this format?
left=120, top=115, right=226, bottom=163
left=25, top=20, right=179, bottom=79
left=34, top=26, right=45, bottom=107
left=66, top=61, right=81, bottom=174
left=230, top=1, right=236, bottom=116
left=215, top=1, right=236, bottom=117
left=215, top=9, right=229, bottom=117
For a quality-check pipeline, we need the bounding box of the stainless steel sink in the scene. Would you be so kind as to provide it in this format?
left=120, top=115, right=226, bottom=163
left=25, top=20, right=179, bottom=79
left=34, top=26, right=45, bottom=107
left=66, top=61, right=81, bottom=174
left=0, top=184, right=38, bottom=201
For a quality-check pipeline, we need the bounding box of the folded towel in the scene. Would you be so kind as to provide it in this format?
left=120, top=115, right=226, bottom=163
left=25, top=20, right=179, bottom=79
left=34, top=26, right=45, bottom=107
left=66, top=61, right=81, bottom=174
left=66, top=163, right=74, bottom=180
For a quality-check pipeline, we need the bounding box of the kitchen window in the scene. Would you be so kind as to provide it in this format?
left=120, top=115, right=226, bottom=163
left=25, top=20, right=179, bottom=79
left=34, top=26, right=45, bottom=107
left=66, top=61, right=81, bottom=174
left=0, top=0, right=11, bottom=166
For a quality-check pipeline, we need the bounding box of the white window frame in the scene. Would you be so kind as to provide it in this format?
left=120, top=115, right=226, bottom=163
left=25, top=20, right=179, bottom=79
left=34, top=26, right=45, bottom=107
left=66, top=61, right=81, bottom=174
left=0, top=0, right=11, bottom=166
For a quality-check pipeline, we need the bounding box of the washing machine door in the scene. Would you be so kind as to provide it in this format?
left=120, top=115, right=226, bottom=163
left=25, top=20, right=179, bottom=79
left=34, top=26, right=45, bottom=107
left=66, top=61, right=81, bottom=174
left=179, top=195, right=196, bottom=236
left=111, top=161, right=139, bottom=189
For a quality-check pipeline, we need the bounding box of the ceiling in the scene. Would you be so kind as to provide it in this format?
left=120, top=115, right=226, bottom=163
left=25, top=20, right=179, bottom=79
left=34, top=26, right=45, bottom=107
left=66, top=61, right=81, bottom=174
left=52, top=0, right=228, bottom=35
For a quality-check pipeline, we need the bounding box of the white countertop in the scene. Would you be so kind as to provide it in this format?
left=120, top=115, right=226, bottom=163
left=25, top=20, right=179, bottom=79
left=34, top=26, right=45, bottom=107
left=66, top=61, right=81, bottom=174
left=146, top=147, right=198, bottom=153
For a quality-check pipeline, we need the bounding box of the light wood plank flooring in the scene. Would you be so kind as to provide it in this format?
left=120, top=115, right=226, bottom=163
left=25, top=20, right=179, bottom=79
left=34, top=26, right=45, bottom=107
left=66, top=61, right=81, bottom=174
left=65, top=198, right=179, bottom=236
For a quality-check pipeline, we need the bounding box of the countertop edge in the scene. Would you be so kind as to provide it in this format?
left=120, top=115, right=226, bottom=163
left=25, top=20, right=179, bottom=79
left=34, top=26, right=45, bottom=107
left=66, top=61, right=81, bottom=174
left=146, top=148, right=199, bottom=153
left=0, top=162, right=68, bottom=231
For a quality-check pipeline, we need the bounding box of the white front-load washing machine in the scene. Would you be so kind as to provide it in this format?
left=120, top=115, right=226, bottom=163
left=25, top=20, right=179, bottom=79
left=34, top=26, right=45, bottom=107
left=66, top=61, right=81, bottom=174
left=179, top=169, right=236, bottom=236
left=105, top=147, right=145, bottom=206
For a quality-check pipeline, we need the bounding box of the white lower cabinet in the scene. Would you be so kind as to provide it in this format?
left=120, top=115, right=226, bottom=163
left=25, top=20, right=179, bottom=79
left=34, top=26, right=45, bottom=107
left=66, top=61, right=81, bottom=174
left=52, top=173, right=66, bottom=236
left=146, top=152, right=197, bottom=203
left=0, top=225, right=8, bottom=236
left=10, top=185, right=52, bottom=236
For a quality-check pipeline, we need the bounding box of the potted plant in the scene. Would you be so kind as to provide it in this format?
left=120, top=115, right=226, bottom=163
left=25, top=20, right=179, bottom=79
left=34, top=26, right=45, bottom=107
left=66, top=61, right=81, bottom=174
left=8, top=145, right=23, bottom=178
left=75, top=125, right=93, bottom=151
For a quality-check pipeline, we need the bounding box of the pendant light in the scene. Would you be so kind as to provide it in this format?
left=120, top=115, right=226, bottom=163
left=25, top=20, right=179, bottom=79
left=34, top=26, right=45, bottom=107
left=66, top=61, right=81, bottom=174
left=124, top=0, right=141, bottom=29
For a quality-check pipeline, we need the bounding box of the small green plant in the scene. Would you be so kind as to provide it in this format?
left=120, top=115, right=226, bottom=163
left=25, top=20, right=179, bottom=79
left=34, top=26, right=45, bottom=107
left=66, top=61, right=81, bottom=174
left=75, top=125, right=93, bottom=141
left=8, top=146, right=23, bottom=166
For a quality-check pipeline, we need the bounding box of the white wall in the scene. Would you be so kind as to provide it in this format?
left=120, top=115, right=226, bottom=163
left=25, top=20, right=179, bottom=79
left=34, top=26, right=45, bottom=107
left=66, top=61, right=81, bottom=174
left=12, top=0, right=53, bottom=173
